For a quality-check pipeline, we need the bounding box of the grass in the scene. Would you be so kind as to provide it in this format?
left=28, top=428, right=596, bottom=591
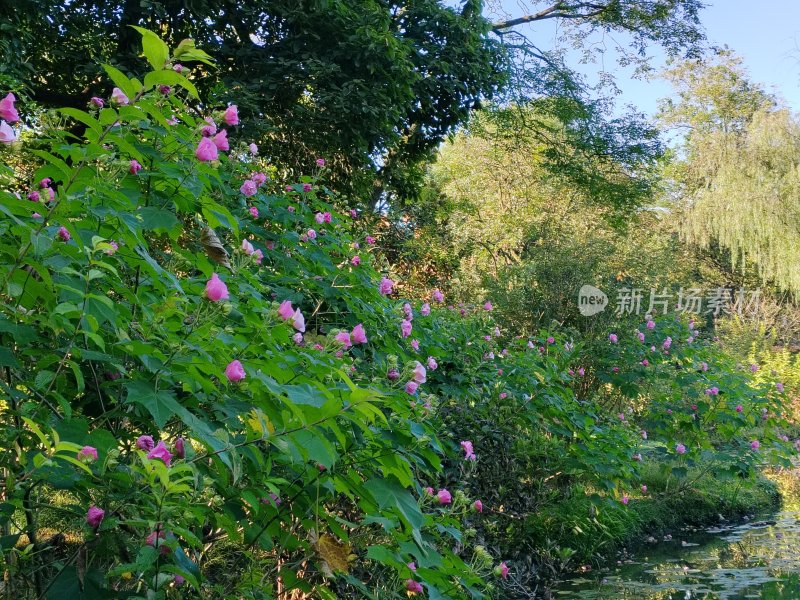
left=517, top=464, right=781, bottom=579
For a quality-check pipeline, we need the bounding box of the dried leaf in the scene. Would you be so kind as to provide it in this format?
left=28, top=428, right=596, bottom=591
left=201, top=226, right=231, bottom=268
left=315, top=533, right=351, bottom=575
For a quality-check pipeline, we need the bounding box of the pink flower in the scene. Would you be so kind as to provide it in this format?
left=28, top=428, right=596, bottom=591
left=437, top=489, right=452, bottom=504
left=378, top=277, right=394, bottom=296
left=736, top=404, right=743, bottom=413
left=387, top=369, right=399, bottom=380
left=750, top=440, right=760, bottom=450
left=401, top=319, right=412, bottom=338
left=316, top=158, right=326, bottom=167
left=242, top=239, right=255, bottom=255
left=136, top=435, right=155, bottom=451
left=196, top=136, right=218, bottom=161
left=640, top=359, right=649, bottom=367
left=351, top=255, right=361, bottom=266
left=410, top=339, right=420, bottom=351
left=483, top=301, right=493, bottom=311
left=0, top=93, right=19, bottom=123
left=323, top=212, right=332, bottom=223
left=129, top=159, right=142, bottom=174
left=621, top=494, right=629, bottom=505
left=27, top=191, right=39, bottom=202
left=86, top=506, right=105, bottom=528
left=426, top=356, right=437, bottom=370
left=315, top=212, right=325, bottom=224
left=675, top=443, right=686, bottom=455
left=291, top=308, right=305, bottom=332
left=302, top=183, right=312, bottom=192
left=460, top=440, right=476, bottom=461
left=609, top=333, right=618, bottom=343
left=225, top=360, right=246, bottom=382
left=174, top=575, right=185, bottom=586
left=350, top=209, right=358, bottom=218
left=637, top=331, right=645, bottom=343
left=365, top=235, right=376, bottom=245
left=547, top=336, right=555, bottom=344
left=420, top=303, right=431, bottom=316
left=174, top=437, right=185, bottom=459
left=173, top=63, right=185, bottom=73
left=646, top=320, right=655, bottom=330
left=77, top=446, right=98, bottom=462
left=423, top=487, right=434, bottom=496
left=110, top=87, right=129, bottom=106
left=39, top=178, right=51, bottom=188
left=351, top=323, right=367, bottom=344
left=223, top=105, right=239, bottom=126
left=577, top=367, right=585, bottom=377
left=293, top=332, right=303, bottom=345
left=408, top=562, right=417, bottom=571
left=249, top=143, right=258, bottom=154
left=240, top=180, right=257, bottom=197
left=89, top=97, right=104, bottom=109
left=641, top=430, right=648, bottom=440
left=335, top=331, right=352, bottom=349
left=412, top=362, right=427, bottom=383
left=705, top=387, right=719, bottom=396
left=252, top=247, right=263, bottom=262
left=750, top=363, right=759, bottom=373
left=147, top=441, right=173, bottom=466
left=432, top=289, right=444, bottom=303
left=406, top=579, right=423, bottom=595
left=701, top=362, right=709, bottom=371
left=278, top=300, right=294, bottom=321
left=307, top=229, right=317, bottom=239
left=57, top=227, right=71, bottom=242
left=213, top=129, right=229, bottom=151
left=146, top=529, right=170, bottom=555
left=0, top=122, right=16, bottom=142
left=777, top=382, right=785, bottom=393
left=498, top=562, right=509, bottom=580
left=205, top=273, right=229, bottom=302
left=105, top=240, right=119, bottom=255
left=474, top=499, right=483, bottom=513
left=405, top=381, right=418, bottom=395
left=252, top=172, right=267, bottom=186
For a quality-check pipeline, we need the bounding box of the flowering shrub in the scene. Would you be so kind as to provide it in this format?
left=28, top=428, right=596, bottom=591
left=0, top=30, right=796, bottom=599
left=0, top=31, right=498, bottom=599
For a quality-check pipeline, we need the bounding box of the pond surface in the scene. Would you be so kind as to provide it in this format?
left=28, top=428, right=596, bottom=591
left=551, top=508, right=800, bottom=599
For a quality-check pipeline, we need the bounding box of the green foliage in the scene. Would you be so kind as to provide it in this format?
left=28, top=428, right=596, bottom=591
left=0, top=27, right=797, bottom=600
left=660, top=51, right=800, bottom=295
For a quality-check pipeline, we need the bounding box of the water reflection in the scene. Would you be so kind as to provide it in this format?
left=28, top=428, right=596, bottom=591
left=552, top=509, right=800, bottom=598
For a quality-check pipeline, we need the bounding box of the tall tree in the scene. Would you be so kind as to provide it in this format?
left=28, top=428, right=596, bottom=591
left=1, top=0, right=706, bottom=201
left=659, top=52, right=800, bottom=295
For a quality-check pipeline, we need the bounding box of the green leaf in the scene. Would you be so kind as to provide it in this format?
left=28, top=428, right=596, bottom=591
left=131, top=26, right=170, bottom=70
left=139, top=206, right=180, bottom=233
left=363, top=477, right=424, bottom=531
left=125, top=380, right=182, bottom=428
left=60, top=107, right=102, bottom=135
left=101, top=64, right=139, bottom=100
left=143, top=70, right=199, bottom=99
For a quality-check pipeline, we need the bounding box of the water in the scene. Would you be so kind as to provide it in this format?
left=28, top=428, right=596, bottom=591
left=551, top=508, right=800, bottom=599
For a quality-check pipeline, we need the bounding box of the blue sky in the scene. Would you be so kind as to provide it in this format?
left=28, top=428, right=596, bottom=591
left=489, top=0, right=800, bottom=115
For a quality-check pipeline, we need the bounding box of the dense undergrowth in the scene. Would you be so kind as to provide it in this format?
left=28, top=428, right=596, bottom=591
left=0, top=31, right=797, bottom=599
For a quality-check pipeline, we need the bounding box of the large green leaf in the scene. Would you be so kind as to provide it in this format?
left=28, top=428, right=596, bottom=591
left=125, top=380, right=182, bottom=428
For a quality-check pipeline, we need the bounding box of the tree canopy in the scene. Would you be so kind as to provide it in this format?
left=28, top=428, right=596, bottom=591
left=1, top=0, right=707, bottom=202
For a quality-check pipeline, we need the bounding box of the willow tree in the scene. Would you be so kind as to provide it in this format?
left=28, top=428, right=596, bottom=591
left=660, top=52, right=800, bottom=295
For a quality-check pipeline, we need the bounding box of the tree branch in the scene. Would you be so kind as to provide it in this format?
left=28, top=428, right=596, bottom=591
left=491, top=2, right=609, bottom=31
